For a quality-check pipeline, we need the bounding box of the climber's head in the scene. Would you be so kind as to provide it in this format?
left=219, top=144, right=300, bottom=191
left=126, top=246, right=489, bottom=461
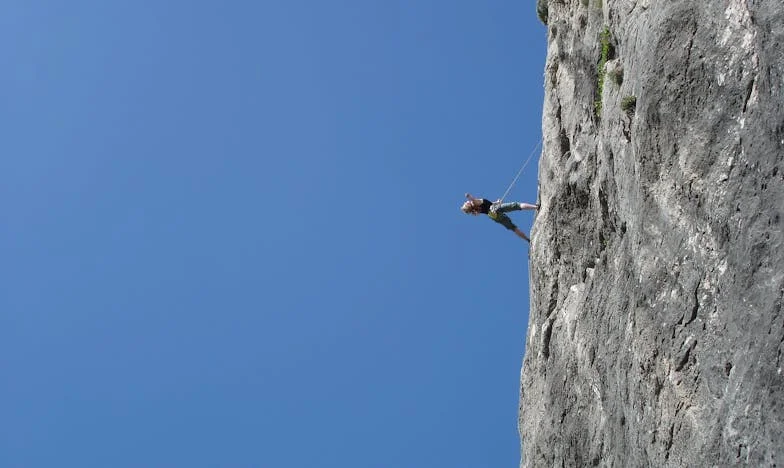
left=461, top=200, right=479, bottom=215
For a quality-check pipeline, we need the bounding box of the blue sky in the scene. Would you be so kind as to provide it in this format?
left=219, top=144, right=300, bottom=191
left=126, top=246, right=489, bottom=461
left=2, top=2, right=545, bottom=466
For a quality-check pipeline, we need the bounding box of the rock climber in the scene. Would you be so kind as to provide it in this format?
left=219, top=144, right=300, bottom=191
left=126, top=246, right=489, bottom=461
left=461, top=193, right=538, bottom=242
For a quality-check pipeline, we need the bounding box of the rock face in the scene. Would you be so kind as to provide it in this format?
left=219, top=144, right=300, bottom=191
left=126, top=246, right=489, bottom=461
left=519, top=1, right=784, bottom=466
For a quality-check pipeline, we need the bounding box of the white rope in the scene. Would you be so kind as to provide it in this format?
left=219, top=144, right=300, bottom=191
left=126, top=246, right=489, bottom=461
left=497, top=138, right=542, bottom=204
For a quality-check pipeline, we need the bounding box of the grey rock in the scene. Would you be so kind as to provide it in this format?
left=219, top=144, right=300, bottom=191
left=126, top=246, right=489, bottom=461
left=520, top=0, right=784, bottom=466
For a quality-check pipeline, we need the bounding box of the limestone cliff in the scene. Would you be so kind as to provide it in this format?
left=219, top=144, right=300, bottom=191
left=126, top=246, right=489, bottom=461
left=519, top=0, right=784, bottom=466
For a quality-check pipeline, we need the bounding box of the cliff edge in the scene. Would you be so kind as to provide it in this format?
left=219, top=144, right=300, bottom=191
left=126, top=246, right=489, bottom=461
left=520, top=0, right=784, bottom=466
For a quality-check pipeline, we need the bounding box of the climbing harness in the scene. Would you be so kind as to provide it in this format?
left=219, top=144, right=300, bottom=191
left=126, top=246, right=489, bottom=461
left=496, top=138, right=542, bottom=205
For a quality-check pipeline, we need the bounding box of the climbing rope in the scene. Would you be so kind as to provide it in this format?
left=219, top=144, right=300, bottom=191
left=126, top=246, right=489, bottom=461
left=497, top=138, right=542, bottom=204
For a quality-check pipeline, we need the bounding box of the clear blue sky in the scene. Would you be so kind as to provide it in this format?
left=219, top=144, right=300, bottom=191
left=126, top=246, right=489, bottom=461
left=2, top=2, right=545, bottom=467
